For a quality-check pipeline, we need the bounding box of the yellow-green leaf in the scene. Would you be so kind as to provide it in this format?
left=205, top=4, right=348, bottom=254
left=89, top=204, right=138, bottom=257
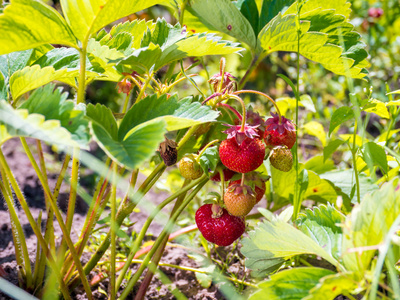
left=0, top=0, right=77, bottom=55
left=304, top=121, right=326, bottom=146
left=60, top=0, right=164, bottom=43
left=363, top=99, right=390, bottom=119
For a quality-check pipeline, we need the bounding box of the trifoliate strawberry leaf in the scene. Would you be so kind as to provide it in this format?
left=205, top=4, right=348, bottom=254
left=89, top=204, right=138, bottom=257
left=186, top=0, right=257, bottom=49
left=115, top=19, right=242, bottom=74
left=296, top=204, right=345, bottom=261
left=241, top=219, right=340, bottom=274
left=0, top=0, right=78, bottom=55
left=86, top=103, right=118, bottom=141
left=0, top=86, right=88, bottom=148
left=249, top=268, right=335, bottom=300
left=18, top=84, right=89, bottom=147
left=0, top=72, right=7, bottom=101
left=259, top=0, right=295, bottom=31
left=118, top=94, right=219, bottom=140
left=59, top=0, right=163, bottom=43
left=9, top=65, right=91, bottom=100
left=235, top=0, right=260, bottom=36
left=342, top=180, right=400, bottom=277
left=89, top=117, right=166, bottom=170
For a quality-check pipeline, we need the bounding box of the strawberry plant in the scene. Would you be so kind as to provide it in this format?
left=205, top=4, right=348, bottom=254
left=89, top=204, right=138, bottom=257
left=0, top=0, right=399, bottom=299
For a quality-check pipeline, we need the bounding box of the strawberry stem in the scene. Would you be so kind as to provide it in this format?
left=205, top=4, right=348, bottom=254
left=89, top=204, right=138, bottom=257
left=228, top=94, right=247, bottom=132
left=219, top=169, right=225, bottom=201
left=196, top=139, right=220, bottom=161
left=218, top=57, right=226, bottom=92
left=233, top=90, right=282, bottom=124
left=216, top=103, right=243, bottom=120
left=241, top=173, right=245, bottom=186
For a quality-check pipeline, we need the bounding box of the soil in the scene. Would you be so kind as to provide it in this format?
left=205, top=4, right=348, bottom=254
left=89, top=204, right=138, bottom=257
left=0, top=138, right=250, bottom=300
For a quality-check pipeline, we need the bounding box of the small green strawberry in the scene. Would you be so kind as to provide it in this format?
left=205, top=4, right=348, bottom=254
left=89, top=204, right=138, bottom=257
left=224, top=184, right=256, bottom=217
left=269, top=146, right=293, bottom=172
left=178, top=154, right=203, bottom=180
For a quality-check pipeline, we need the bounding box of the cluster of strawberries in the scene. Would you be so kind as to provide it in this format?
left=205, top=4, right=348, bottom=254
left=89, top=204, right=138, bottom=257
left=171, top=66, right=297, bottom=247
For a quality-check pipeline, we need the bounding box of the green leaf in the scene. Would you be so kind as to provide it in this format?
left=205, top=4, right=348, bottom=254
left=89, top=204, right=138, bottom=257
left=259, top=0, right=295, bottom=31
left=0, top=100, right=83, bottom=148
left=86, top=103, right=118, bottom=140
left=296, top=204, right=344, bottom=261
left=108, top=19, right=153, bottom=49
left=323, top=139, right=346, bottom=162
left=259, top=7, right=368, bottom=78
left=90, top=119, right=166, bottom=170
left=303, top=121, right=326, bottom=146
left=342, top=180, right=400, bottom=277
left=304, top=272, right=358, bottom=300
left=241, top=219, right=339, bottom=269
left=0, top=71, right=6, bottom=101
left=305, top=155, right=335, bottom=174
left=0, top=49, right=34, bottom=78
left=199, top=147, right=219, bottom=174
left=300, top=94, right=316, bottom=112
left=285, top=0, right=352, bottom=19
left=386, top=100, right=400, bottom=106
left=235, top=0, right=259, bottom=35
left=19, top=84, right=89, bottom=147
left=361, top=141, right=388, bottom=174
left=249, top=267, right=335, bottom=300
left=60, top=0, right=163, bottom=43
left=119, top=94, right=219, bottom=140
left=116, top=20, right=242, bottom=73
left=187, top=0, right=257, bottom=49
left=0, top=0, right=77, bottom=55
left=9, top=65, right=82, bottom=100
left=271, top=166, right=337, bottom=206
left=320, top=169, right=379, bottom=204
left=329, top=106, right=354, bottom=136
left=362, top=99, right=390, bottom=119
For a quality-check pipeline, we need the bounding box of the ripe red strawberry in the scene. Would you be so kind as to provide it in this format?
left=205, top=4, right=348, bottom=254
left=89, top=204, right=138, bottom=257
left=219, top=137, right=265, bottom=173
left=224, top=184, right=256, bottom=216
left=264, top=113, right=296, bottom=149
left=269, top=146, right=293, bottom=172
left=178, top=154, right=203, bottom=180
left=229, top=177, right=266, bottom=203
left=210, top=168, right=237, bottom=182
left=195, top=204, right=245, bottom=246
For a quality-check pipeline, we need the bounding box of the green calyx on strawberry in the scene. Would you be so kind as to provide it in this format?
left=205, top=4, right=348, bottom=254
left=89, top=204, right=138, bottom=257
left=178, top=154, right=203, bottom=180
left=224, top=183, right=256, bottom=217
left=264, top=113, right=296, bottom=149
left=229, top=172, right=269, bottom=203
left=269, top=146, right=293, bottom=172
left=219, top=124, right=266, bottom=173
left=195, top=204, right=245, bottom=246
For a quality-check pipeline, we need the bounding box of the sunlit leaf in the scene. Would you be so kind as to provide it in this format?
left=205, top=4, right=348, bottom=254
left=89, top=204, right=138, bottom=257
left=303, top=121, right=326, bottom=146
left=249, top=267, right=335, bottom=300
left=119, top=94, right=219, bottom=139
left=296, top=204, right=345, bottom=260
left=0, top=0, right=77, bottom=55
left=362, top=99, right=390, bottom=119
left=241, top=219, right=339, bottom=270
left=187, top=0, right=257, bottom=49
left=60, top=0, right=163, bottom=42
left=342, top=180, right=400, bottom=278
left=304, top=272, right=358, bottom=300
left=323, top=139, right=346, bottom=162
left=19, top=84, right=89, bottom=147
